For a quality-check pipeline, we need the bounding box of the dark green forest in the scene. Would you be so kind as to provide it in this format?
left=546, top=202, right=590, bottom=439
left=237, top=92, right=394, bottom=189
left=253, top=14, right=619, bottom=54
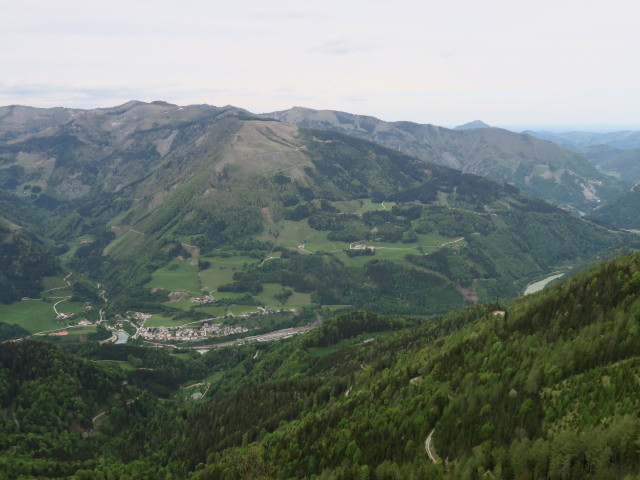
left=0, top=225, right=59, bottom=304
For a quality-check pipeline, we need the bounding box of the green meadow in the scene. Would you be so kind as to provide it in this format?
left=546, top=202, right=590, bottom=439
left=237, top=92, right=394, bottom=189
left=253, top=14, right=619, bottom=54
left=191, top=305, right=229, bottom=318
left=227, top=305, right=260, bottom=316
left=142, top=212, right=471, bottom=320
left=198, top=255, right=257, bottom=291
left=41, top=274, right=70, bottom=291
left=0, top=300, right=60, bottom=333
left=92, top=360, right=137, bottom=371
left=261, top=220, right=346, bottom=253
left=331, top=199, right=397, bottom=215
left=146, top=258, right=201, bottom=292
left=143, top=314, right=182, bottom=327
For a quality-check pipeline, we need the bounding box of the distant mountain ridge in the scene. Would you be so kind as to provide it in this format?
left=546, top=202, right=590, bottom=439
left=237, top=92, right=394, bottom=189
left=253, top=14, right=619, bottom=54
left=591, top=182, right=640, bottom=229
left=579, top=144, right=640, bottom=186
left=454, top=120, right=492, bottom=130
left=265, top=107, right=622, bottom=211
left=524, top=129, right=640, bottom=150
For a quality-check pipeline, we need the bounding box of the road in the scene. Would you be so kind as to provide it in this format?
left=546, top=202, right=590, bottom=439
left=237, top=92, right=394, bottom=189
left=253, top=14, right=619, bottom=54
left=425, top=429, right=439, bottom=464
left=52, top=296, right=71, bottom=316
left=41, top=273, right=72, bottom=293
left=92, top=397, right=139, bottom=425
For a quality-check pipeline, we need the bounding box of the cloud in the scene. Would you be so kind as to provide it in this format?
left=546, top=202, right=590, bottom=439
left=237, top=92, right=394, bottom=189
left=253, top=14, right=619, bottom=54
left=308, top=39, right=374, bottom=56
left=250, top=9, right=318, bottom=20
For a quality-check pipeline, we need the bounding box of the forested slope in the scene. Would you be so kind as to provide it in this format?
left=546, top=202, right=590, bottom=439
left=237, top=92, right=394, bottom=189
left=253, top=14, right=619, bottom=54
left=183, top=252, right=640, bottom=479
left=3, top=251, right=640, bottom=478
left=0, top=224, right=59, bottom=303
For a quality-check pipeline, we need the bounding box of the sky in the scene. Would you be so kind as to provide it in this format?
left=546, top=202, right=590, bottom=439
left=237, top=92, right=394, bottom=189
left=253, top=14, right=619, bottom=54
left=2, top=0, right=639, bottom=130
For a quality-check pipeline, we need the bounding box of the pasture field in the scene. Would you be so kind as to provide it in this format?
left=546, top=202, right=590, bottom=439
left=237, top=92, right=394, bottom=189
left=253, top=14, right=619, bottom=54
left=143, top=314, right=181, bottom=328
left=261, top=220, right=344, bottom=252
left=59, top=326, right=98, bottom=338
left=227, top=305, right=260, bottom=316
left=190, top=305, right=229, bottom=317
left=285, top=291, right=312, bottom=307
left=0, top=300, right=59, bottom=333
left=103, top=229, right=146, bottom=257
left=331, top=199, right=397, bottom=215
left=199, top=255, right=256, bottom=291
left=262, top=217, right=463, bottom=259
left=41, top=274, right=70, bottom=291
left=54, top=300, right=89, bottom=315
left=204, top=371, right=226, bottom=384
left=92, top=360, right=137, bottom=371
left=146, top=258, right=201, bottom=292
left=253, top=283, right=286, bottom=306
left=164, top=297, right=199, bottom=311
left=435, top=191, right=450, bottom=206
left=211, top=291, right=249, bottom=301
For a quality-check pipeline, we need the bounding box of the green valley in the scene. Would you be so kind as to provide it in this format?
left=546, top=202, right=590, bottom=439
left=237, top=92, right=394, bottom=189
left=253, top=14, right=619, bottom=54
left=0, top=102, right=636, bottom=341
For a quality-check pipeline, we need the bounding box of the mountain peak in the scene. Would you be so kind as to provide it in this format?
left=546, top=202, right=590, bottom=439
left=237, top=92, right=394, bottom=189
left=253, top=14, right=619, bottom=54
left=454, top=120, right=492, bottom=130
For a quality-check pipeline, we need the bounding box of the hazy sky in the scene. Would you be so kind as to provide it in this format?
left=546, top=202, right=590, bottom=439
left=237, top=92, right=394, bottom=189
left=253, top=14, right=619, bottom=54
left=2, top=0, right=639, bottom=129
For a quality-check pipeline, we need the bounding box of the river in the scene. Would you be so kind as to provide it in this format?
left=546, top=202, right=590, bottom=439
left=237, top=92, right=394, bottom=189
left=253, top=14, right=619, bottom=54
left=524, top=273, right=565, bottom=295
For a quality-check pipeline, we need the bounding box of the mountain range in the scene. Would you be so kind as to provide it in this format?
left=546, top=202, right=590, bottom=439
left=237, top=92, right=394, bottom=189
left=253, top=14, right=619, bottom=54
left=264, top=107, right=624, bottom=211
left=0, top=101, right=633, bottom=323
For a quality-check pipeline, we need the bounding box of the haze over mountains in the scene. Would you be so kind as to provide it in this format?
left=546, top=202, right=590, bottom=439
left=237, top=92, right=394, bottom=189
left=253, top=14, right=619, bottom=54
left=524, top=129, right=640, bottom=151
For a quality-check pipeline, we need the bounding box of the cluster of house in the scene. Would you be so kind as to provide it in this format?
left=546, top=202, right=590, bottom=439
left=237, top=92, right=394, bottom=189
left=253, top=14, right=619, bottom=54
left=190, top=295, right=216, bottom=304
left=351, top=243, right=375, bottom=251
left=130, top=312, right=153, bottom=322
left=137, top=322, right=248, bottom=342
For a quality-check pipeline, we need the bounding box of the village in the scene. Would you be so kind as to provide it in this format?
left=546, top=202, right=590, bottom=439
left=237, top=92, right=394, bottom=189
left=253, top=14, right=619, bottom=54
left=136, top=322, right=249, bottom=342
left=121, top=305, right=298, bottom=344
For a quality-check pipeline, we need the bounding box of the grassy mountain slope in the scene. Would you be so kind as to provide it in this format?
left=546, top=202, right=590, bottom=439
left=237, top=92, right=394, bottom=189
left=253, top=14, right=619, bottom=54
left=0, top=102, right=634, bottom=327
left=265, top=107, right=622, bottom=210
left=67, top=124, right=632, bottom=316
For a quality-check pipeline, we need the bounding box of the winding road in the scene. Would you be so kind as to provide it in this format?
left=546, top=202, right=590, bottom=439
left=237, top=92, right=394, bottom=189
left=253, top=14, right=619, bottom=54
left=52, top=296, right=72, bottom=316
left=425, top=429, right=439, bottom=464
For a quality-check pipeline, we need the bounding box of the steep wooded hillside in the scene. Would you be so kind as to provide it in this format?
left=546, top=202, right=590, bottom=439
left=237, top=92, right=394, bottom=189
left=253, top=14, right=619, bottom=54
left=0, top=224, right=59, bottom=303
left=591, top=183, right=640, bottom=229
left=580, top=144, right=640, bottom=186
